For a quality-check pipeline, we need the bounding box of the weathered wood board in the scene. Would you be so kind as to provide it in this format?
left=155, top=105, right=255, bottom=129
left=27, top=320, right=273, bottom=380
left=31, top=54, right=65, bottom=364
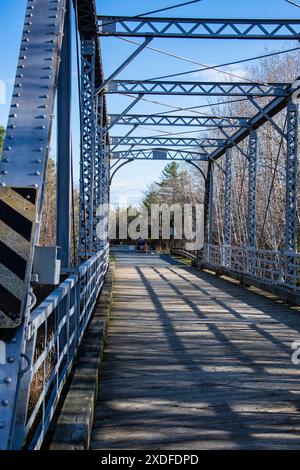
left=91, top=252, right=300, bottom=450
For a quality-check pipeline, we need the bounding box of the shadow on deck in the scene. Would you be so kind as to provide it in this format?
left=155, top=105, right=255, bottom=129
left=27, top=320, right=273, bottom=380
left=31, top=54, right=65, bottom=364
left=90, top=249, right=300, bottom=450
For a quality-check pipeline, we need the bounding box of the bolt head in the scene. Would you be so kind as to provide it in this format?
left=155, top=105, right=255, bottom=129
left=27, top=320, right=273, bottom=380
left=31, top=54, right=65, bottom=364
left=7, top=356, right=15, bottom=363
left=4, top=377, right=12, bottom=384
left=2, top=400, right=8, bottom=407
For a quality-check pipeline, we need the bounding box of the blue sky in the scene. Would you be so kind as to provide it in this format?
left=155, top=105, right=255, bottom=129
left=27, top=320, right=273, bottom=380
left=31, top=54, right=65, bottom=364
left=0, top=0, right=299, bottom=206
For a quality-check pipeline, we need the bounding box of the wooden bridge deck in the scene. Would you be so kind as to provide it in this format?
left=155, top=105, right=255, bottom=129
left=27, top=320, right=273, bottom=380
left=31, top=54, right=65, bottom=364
left=91, top=250, right=300, bottom=450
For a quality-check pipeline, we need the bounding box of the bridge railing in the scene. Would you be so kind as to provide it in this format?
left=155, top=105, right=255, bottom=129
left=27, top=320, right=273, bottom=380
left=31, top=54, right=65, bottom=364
left=203, top=244, right=300, bottom=291
left=13, top=244, right=109, bottom=450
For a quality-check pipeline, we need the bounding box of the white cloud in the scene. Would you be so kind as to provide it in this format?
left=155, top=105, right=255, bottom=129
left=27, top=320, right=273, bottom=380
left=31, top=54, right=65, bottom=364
left=193, top=65, right=248, bottom=82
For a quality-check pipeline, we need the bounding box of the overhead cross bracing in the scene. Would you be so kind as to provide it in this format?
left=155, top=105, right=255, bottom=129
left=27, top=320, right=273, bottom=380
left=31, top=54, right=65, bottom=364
left=98, top=16, right=300, bottom=39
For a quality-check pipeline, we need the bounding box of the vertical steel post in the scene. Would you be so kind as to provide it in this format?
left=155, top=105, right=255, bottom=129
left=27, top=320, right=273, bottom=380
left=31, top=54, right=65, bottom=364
left=79, top=39, right=96, bottom=260
left=97, top=94, right=110, bottom=247
left=0, top=0, right=67, bottom=449
left=208, top=162, right=214, bottom=247
left=223, top=148, right=232, bottom=266
left=247, top=129, right=258, bottom=249
left=285, top=101, right=299, bottom=285
left=57, top=0, right=71, bottom=270
left=94, top=95, right=103, bottom=251
left=203, top=160, right=214, bottom=263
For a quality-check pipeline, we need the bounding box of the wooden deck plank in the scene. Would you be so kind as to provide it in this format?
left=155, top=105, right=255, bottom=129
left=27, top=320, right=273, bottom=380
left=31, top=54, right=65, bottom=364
left=90, top=252, right=300, bottom=450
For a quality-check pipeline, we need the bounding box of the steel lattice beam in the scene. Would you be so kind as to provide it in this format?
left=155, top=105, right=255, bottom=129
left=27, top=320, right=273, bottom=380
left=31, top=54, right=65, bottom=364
left=107, top=80, right=287, bottom=97
left=111, top=136, right=225, bottom=147
left=98, top=16, right=300, bottom=40
left=285, top=101, right=299, bottom=253
left=111, top=149, right=207, bottom=161
left=79, top=39, right=96, bottom=259
left=224, top=149, right=232, bottom=249
left=109, top=114, right=249, bottom=128
left=247, top=129, right=258, bottom=249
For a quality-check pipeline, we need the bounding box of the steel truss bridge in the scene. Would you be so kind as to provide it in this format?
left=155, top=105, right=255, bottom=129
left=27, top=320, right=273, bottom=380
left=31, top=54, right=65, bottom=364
left=0, top=0, right=300, bottom=450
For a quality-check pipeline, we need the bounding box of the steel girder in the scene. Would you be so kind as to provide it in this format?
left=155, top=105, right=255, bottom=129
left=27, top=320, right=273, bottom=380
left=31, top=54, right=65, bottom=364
left=111, top=136, right=225, bottom=148
left=224, top=149, right=232, bottom=248
left=0, top=0, right=67, bottom=450
left=111, top=149, right=207, bottom=161
left=0, top=0, right=66, bottom=328
left=203, top=161, right=214, bottom=246
left=109, top=114, right=249, bottom=128
left=98, top=16, right=300, bottom=40
left=247, top=130, right=258, bottom=249
left=107, top=80, right=287, bottom=97
left=93, top=95, right=102, bottom=253
left=285, top=102, right=299, bottom=253
left=57, top=0, right=72, bottom=271
left=79, top=39, right=97, bottom=260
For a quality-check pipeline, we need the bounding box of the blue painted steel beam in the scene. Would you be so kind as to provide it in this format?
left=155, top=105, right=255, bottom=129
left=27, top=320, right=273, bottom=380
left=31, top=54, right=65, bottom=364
left=224, top=148, right=232, bottom=248
left=111, top=149, right=207, bottom=161
left=57, top=0, right=71, bottom=270
left=111, top=136, right=225, bottom=147
left=107, top=80, right=287, bottom=97
left=247, top=130, right=258, bottom=249
left=109, top=114, right=249, bottom=128
left=79, top=39, right=96, bottom=260
left=285, top=101, right=299, bottom=253
left=98, top=16, right=300, bottom=40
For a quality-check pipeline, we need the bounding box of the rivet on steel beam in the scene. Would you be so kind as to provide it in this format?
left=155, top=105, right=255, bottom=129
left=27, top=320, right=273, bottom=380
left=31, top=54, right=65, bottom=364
left=17, top=74, right=24, bottom=78
left=0, top=422, right=5, bottom=429
left=11, top=338, right=16, bottom=344
left=35, top=171, right=41, bottom=176
left=2, top=401, right=8, bottom=407
left=1, top=171, right=8, bottom=175
left=9, top=114, right=17, bottom=118
left=4, top=377, right=12, bottom=385
left=35, top=159, right=42, bottom=163
left=7, top=357, right=15, bottom=363
left=3, top=158, right=10, bottom=162
left=5, top=146, right=11, bottom=150
left=23, top=38, right=30, bottom=43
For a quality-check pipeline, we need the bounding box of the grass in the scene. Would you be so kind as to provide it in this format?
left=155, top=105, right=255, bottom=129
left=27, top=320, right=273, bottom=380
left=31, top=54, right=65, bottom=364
left=171, top=255, right=192, bottom=266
